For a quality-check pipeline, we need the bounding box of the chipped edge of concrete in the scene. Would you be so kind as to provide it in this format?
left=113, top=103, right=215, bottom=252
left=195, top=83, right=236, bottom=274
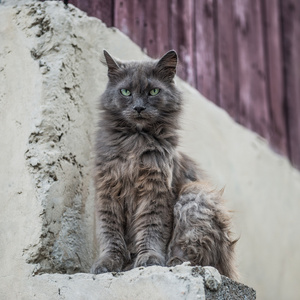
left=33, top=264, right=256, bottom=300
left=13, top=1, right=96, bottom=274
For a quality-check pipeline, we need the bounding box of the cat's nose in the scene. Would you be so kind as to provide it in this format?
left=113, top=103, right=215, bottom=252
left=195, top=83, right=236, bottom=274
left=134, top=106, right=146, bottom=114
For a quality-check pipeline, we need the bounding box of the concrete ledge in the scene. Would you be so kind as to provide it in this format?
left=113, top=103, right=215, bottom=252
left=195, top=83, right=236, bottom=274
left=25, top=264, right=256, bottom=300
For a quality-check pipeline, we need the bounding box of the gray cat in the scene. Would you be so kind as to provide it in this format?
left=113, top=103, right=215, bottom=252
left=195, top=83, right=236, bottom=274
left=91, top=50, right=238, bottom=279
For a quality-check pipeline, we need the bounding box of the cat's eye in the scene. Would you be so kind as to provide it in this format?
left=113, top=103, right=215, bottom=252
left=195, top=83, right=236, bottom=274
left=120, top=89, right=131, bottom=96
left=149, top=88, right=160, bottom=96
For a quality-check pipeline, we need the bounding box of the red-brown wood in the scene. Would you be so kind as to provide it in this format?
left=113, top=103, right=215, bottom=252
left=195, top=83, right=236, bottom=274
left=92, top=0, right=114, bottom=27
left=69, top=0, right=90, bottom=16
left=262, top=0, right=288, bottom=156
left=142, top=1, right=159, bottom=56
left=68, top=0, right=114, bottom=26
left=131, top=0, right=145, bottom=50
left=154, top=0, right=171, bottom=56
left=114, top=0, right=135, bottom=38
left=177, top=0, right=195, bottom=87
left=194, top=0, right=218, bottom=104
left=169, top=0, right=184, bottom=80
left=234, top=0, right=270, bottom=139
left=217, top=0, right=238, bottom=119
left=67, top=0, right=300, bottom=169
left=281, top=0, right=300, bottom=168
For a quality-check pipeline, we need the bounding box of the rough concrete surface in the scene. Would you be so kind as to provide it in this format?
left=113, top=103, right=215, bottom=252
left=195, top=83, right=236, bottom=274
left=0, top=1, right=299, bottom=299
left=24, top=264, right=256, bottom=300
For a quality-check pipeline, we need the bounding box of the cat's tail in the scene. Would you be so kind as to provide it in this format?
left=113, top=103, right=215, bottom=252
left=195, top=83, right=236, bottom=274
left=167, top=180, right=239, bottom=280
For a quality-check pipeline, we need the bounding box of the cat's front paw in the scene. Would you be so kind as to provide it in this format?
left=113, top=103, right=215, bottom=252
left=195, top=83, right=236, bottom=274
left=134, top=251, right=165, bottom=268
left=166, top=256, right=187, bottom=267
left=91, top=253, right=124, bottom=274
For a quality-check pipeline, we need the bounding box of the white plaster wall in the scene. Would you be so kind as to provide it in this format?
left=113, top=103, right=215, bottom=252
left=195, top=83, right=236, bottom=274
left=0, top=1, right=299, bottom=299
left=179, top=81, right=300, bottom=299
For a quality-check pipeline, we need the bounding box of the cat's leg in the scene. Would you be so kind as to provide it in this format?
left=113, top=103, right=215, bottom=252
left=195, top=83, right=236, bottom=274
left=91, top=193, right=130, bottom=274
left=132, top=196, right=173, bottom=268
left=131, top=170, right=173, bottom=268
left=167, top=181, right=238, bottom=279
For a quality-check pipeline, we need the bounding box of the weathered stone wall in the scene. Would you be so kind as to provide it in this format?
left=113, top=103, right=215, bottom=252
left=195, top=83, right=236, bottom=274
left=1, top=1, right=100, bottom=275
left=0, top=1, right=299, bottom=299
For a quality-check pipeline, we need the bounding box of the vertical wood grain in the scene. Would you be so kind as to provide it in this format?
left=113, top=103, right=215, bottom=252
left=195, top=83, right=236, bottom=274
left=262, top=0, right=288, bottom=156
left=142, top=1, right=159, bottom=56
left=234, top=0, right=270, bottom=139
left=194, top=0, right=217, bottom=103
left=155, top=0, right=170, bottom=56
left=179, top=0, right=195, bottom=86
left=68, top=0, right=114, bottom=25
left=67, top=0, right=300, bottom=169
left=114, top=0, right=135, bottom=38
left=169, top=0, right=183, bottom=78
left=281, top=0, right=300, bottom=168
left=217, top=0, right=238, bottom=119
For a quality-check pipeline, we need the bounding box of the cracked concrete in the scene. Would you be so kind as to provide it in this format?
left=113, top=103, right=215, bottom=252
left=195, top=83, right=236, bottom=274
left=14, top=2, right=97, bottom=274
left=1, top=1, right=300, bottom=299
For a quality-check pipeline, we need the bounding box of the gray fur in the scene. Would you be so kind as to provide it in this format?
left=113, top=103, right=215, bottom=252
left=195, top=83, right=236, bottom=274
left=91, top=50, right=238, bottom=279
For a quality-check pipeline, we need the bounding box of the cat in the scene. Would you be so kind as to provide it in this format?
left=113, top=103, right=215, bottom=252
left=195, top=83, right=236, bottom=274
left=91, top=50, right=237, bottom=279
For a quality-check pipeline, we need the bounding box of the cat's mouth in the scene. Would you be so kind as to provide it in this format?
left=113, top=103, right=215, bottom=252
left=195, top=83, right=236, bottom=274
left=134, top=113, right=144, bottom=119
left=133, top=115, right=148, bottom=124
left=132, top=110, right=148, bottom=120
left=123, top=109, right=158, bottom=125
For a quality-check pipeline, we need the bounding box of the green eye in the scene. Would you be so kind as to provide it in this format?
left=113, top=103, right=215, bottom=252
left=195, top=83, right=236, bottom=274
left=149, top=88, right=160, bottom=96
left=120, top=89, right=131, bottom=96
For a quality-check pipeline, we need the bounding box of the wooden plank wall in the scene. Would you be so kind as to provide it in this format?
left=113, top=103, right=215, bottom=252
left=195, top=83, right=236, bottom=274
left=68, top=0, right=300, bottom=169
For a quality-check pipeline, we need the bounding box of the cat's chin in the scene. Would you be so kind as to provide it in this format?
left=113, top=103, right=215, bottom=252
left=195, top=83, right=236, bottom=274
left=128, top=114, right=155, bottom=127
left=122, top=111, right=159, bottom=129
left=133, top=118, right=151, bottom=129
left=132, top=119, right=155, bottom=131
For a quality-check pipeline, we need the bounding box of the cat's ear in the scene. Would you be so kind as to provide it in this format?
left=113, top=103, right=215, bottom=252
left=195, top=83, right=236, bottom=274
left=103, top=50, right=120, bottom=80
left=155, top=50, right=177, bottom=82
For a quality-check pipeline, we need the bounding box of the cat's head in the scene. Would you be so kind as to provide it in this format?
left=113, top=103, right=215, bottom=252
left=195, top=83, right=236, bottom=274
left=101, top=50, right=182, bottom=129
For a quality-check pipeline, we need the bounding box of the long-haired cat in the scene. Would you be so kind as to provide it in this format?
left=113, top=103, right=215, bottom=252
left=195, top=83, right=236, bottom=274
left=91, top=50, right=237, bottom=279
